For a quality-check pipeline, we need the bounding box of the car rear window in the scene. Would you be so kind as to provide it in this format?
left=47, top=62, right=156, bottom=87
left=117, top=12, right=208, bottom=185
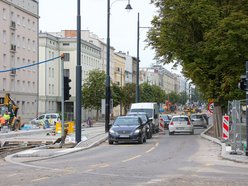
left=173, top=117, right=189, bottom=122
left=191, top=115, right=202, bottom=119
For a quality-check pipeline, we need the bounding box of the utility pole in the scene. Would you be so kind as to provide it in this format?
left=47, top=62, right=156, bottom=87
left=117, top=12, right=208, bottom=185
left=246, top=61, right=248, bottom=156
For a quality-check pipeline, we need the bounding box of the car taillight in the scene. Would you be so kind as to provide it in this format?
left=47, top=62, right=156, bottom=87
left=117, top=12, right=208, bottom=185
left=170, top=122, right=173, bottom=125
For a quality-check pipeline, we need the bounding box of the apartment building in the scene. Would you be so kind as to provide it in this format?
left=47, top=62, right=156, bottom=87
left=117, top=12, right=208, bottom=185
left=0, top=0, right=39, bottom=122
left=39, top=31, right=102, bottom=121
left=112, top=52, right=125, bottom=116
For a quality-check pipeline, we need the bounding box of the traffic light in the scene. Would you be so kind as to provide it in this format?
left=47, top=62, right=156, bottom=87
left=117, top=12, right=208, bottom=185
left=238, top=75, right=247, bottom=91
left=64, top=76, right=71, bottom=101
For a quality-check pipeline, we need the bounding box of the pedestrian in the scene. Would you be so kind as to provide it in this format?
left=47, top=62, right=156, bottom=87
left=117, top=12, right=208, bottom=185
left=12, top=116, right=22, bottom=131
left=87, top=117, right=93, bottom=127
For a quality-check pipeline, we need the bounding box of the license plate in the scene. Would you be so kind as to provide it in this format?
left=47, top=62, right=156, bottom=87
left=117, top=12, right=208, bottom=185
left=119, top=134, right=129, bottom=138
left=176, top=127, right=184, bottom=130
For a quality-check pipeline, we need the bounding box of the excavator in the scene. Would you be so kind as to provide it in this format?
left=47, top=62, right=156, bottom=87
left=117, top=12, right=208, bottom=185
left=0, top=93, right=19, bottom=126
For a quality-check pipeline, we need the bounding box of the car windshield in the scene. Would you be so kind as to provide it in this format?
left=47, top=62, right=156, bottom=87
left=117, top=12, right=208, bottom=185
left=114, top=117, right=140, bottom=126
left=131, top=109, right=153, bottom=118
left=127, top=114, right=147, bottom=122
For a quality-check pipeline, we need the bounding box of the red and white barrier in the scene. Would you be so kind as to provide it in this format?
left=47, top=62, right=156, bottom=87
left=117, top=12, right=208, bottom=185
left=222, top=115, right=229, bottom=140
left=159, top=116, right=165, bottom=135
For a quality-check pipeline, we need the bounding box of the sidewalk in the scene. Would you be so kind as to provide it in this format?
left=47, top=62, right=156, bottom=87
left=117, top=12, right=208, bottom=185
left=201, top=125, right=248, bottom=164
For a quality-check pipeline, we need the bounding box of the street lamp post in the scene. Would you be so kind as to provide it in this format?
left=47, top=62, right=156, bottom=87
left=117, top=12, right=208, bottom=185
left=136, top=13, right=140, bottom=103
left=105, top=0, right=132, bottom=132
left=76, top=0, right=82, bottom=143
left=136, top=13, right=151, bottom=103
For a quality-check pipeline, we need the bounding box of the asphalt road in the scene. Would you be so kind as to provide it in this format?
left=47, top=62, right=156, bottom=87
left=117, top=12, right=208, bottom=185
left=1, top=128, right=248, bottom=186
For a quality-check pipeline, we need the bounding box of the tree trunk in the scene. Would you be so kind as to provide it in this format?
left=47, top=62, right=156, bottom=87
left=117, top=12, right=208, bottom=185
left=213, top=105, right=223, bottom=138
left=96, top=109, right=99, bottom=121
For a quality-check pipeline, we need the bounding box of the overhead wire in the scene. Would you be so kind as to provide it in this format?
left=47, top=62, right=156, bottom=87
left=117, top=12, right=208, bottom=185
left=0, top=55, right=61, bottom=73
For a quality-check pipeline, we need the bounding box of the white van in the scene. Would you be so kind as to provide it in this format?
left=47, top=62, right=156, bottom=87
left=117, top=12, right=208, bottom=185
left=130, top=102, right=159, bottom=133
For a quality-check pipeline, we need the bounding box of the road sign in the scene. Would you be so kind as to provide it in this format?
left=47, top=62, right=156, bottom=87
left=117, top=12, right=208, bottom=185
left=208, top=102, right=214, bottom=113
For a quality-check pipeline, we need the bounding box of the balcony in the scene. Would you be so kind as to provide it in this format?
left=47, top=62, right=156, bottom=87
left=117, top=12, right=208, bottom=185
left=10, top=44, right=16, bottom=53
left=10, top=21, right=16, bottom=30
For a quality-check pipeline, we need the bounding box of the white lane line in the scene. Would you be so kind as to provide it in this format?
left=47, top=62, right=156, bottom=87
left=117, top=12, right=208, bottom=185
left=146, top=147, right=155, bottom=153
left=32, top=176, right=49, bottom=182
left=122, top=155, right=142, bottom=163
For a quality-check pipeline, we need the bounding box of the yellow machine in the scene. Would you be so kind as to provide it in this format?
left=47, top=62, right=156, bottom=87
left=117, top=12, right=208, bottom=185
left=0, top=93, right=19, bottom=125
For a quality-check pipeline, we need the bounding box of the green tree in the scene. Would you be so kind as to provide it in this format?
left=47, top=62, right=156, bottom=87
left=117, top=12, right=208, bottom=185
left=148, top=0, right=248, bottom=137
left=148, top=0, right=248, bottom=105
left=140, top=82, right=165, bottom=103
left=122, top=83, right=136, bottom=114
left=111, top=83, right=122, bottom=108
left=82, top=69, right=105, bottom=120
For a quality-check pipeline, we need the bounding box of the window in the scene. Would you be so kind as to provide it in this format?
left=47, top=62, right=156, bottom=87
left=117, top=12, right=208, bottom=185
left=3, top=54, right=6, bottom=64
left=22, top=16, right=25, bottom=27
left=17, top=15, right=20, bottom=25
left=63, top=43, right=69, bottom=46
left=3, top=30, right=6, bottom=43
left=63, top=53, right=70, bottom=61
left=17, top=35, right=20, bottom=47
left=3, top=8, right=6, bottom=20
left=22, top=37, right=25, bottom=48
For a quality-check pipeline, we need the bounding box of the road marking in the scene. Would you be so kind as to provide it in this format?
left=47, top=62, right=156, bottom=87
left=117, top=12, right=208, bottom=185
left=146, top=147, right=155, bottom=153
left=155, top=142, right=159, bottom=147
left=32, top=176, right=49, bottom=182
left=122, top=155, right=142, bottom=163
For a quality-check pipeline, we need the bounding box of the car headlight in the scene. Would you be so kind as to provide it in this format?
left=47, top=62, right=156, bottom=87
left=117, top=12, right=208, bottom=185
left=109, top=129, right=116, bottom=134
left=134, top=129, right=141, bottom=134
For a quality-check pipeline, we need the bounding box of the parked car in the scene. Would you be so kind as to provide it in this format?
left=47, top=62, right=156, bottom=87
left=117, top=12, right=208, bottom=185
left=190, top=113, right=208, bottom=128
left=160, top=114, right=171, bottom=129
left=108, top=116, right=147, bottom=144
left=30, top=113, right=60, bottom=126
left=127, top=112, right=153, bottom=139
left=168, top=115, right=194, bottom=135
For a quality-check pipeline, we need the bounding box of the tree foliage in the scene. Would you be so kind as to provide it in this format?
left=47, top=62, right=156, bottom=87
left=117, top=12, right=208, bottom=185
left=148, top=0, right=248, bottom=106
left=121, top=83, right=136, bottom=114
left=82, top=69, right=105, bottom=112
left=140, top=82, right=166, bottom=103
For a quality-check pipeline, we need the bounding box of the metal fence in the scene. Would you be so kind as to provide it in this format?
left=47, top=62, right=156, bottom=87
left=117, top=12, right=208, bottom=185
left=227, top=100, right=246, bottom=152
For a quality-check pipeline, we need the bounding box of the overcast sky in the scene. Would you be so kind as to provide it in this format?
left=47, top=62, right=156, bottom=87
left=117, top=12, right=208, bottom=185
left=39, top=0, right=181, bottom=73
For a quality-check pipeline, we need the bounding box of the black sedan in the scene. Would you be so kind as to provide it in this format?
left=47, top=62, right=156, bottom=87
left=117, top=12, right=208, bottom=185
left=126, top=112, right=153, bottom=139
left=108, top=116, right=147, bottom=144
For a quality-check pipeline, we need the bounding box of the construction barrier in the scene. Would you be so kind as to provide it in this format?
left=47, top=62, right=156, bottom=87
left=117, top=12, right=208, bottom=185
left=55, top=121, right=75, bottom=134
left=222, top=114, right=229, bottom=140
left=159, top=116, right=165, bottom=135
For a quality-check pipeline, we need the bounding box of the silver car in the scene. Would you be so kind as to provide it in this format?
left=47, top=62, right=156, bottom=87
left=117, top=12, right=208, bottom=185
left=168, top=115, right=194, bottom=135
left=190, top=114, right=208, bottom=128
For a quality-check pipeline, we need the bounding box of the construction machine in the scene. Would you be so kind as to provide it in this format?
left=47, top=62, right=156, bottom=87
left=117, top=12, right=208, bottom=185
left=0, top=93, right=19, bottom=125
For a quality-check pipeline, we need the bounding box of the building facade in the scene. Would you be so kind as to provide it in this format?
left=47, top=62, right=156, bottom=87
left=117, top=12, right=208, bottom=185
left=39, top=31, right=102, bottom=121
left=0, top=0, right=39, bottom=122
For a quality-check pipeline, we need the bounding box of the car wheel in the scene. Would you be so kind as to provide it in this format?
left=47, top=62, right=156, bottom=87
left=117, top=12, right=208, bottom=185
left=108, top=140, right=113, bottom=144
left=144, top=134, right=147, bottom=143
left=138, top=136, right=144, bottom=144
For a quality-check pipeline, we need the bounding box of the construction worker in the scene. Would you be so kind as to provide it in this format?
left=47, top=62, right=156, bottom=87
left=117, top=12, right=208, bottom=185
left=3, top=111, right=10, bottom=125
left=0, top=115, right=6, bottom=130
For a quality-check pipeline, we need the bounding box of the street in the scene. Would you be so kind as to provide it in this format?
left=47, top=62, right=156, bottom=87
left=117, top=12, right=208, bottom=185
left=0, top=128, right=248, bottom=186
